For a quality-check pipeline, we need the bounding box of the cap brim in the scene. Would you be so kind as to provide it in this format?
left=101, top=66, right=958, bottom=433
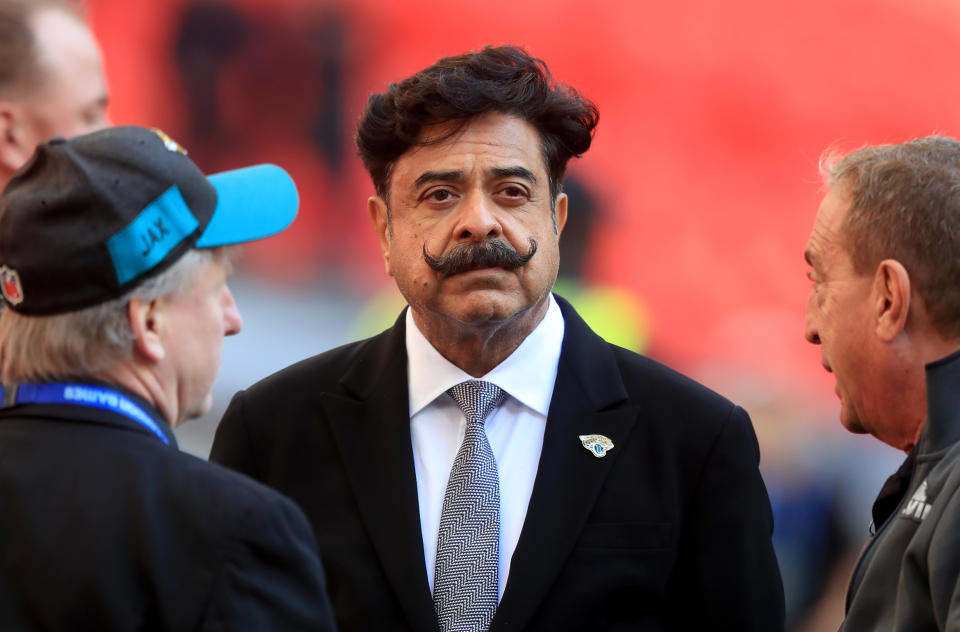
left=195, top=164, right=298, bottom=248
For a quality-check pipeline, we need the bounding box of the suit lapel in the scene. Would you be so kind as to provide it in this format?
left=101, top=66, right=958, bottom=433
left=492, top=296, right=639, bottom=632
left=322, top=314, right=439, bottom=632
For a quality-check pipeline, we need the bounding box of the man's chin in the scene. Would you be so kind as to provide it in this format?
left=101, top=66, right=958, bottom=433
left=430, top=294, right=523, bottom=326
left=453, top=291, right=551, bottom=327
left=180, top=393, right=214, bottom=426
left=839, top=407, right=868, bottom=436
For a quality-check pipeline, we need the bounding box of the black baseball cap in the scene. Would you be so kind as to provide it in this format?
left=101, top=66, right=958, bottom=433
left=0, top=126, right=298, bottom=315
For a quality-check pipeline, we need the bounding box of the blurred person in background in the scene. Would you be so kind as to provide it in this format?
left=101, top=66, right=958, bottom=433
left=805, top=136, right=960, bottom=630
left=0, top=126, right=336, bottom=630
left=212, top=45, right=784, bottom=632
left=0, top=0, right=108, bottom=188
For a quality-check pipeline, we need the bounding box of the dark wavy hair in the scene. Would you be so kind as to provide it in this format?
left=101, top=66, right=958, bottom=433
left=355, top=45, right=599, bottom=203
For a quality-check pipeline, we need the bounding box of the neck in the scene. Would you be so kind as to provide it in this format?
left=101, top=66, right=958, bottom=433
left=917, top=337, right=960, bottom=369
left=413, top=297, right=550, bottom=377
left=892, top=331, right=960, bottom=453
left=95, top=362, right=176, bottom=427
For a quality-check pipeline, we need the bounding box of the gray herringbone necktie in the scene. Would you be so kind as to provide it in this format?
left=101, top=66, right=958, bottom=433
left=434, top=380, right=507, bottom=632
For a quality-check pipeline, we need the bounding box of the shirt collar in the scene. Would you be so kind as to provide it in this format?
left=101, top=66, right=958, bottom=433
left=406, top=294, right=565, bottom=417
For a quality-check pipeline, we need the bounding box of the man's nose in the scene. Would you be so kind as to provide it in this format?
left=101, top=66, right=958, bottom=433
left=453, top=192, right=502, bottom=241
left=804, top=294, right=820, bottom=345
left=223, top=286, right=243, bottom=336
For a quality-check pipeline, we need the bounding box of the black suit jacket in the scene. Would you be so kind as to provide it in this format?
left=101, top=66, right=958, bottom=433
left=0, top=380, right=337, bottom=631
left=211, top=296, right=784, bottom=631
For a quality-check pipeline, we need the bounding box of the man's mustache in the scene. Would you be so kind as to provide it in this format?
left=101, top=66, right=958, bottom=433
left=422, top=238, right=538, bottom=276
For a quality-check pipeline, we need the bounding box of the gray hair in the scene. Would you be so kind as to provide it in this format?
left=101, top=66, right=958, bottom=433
left=0, top=248, right=215, bottom=383
left=820, top=136, right=960, bottom=340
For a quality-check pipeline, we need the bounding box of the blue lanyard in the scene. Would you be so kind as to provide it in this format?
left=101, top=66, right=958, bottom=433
left=0, top=382, right=170, bottom=445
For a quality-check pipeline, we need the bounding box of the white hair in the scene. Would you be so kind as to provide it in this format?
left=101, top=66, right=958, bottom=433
left=0, top=248, right=216, bottom=383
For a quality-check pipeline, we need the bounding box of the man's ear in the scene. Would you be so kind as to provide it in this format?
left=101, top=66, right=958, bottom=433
left=0, top=102, right=36, bottom=173
left=128, top=297, right=165, bottom=362
left=368, top=195, right=393, bottom=277
left=553, top=192, right=568, bottom=236
left=874, top=259, right=911, bottom=342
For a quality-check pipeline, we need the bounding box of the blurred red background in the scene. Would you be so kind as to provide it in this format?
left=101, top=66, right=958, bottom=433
left=81, top=3, right=960, bottom=626
left=85, top=0, right=960, bottom=406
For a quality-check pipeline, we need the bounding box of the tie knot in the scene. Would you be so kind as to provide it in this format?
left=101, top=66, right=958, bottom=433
left=446, top=380, right=506, bottom=426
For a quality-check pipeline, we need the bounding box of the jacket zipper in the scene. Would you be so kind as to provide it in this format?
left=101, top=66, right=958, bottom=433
left=843, top=456, right=919, bottom=611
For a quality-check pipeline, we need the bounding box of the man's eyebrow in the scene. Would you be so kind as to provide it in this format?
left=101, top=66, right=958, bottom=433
left=414, top=170, right=463, bottom=189
left=490, top=166, right=537, bottom=184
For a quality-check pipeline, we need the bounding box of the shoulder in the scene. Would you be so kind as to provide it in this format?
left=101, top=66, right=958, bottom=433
left=245, top=323, right=400, bottom=402
left=898, top=444, right=960, bottom=623
left=556, top=293, right=737, bottom=419
left=557, top=334, right=752, bottom=474
left=609, top=346, right=755, bottom=466
left=153, top=450, right=321, bottom=568
left=923, top=443, right=960, bottom=528
left=610, top=345, right=738, bottom=416
left=213, top=325, right=403, bottom=449
left=90, top=440, right=318, bottom=582
left=251, top=336, right=379, bottom=395
left=163, top=454, right=333, bottom=629
left=158, top=449, right=310, bottom=528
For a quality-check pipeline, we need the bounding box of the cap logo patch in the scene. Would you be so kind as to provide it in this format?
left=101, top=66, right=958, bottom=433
left=150, top=128, right=187, bottom=155
left=106, top=185, right=199, bottom=285
left=0, top=265, right=23, bottom=305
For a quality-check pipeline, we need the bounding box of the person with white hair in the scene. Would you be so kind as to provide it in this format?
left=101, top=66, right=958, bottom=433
left=0, top=126, right=337, bottom=630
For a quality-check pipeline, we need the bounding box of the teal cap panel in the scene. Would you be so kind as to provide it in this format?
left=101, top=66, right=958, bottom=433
left=106, top=185, right=199, bottom=285
left=195, top=164, right=299, bottom=248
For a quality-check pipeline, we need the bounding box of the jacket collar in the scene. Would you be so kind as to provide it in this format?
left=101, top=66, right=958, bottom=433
left=919, top=348, right=960, bottom=454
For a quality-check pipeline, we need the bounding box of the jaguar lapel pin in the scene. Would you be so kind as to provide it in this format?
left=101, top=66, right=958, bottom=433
left=579, top=434, right=614, bottom=458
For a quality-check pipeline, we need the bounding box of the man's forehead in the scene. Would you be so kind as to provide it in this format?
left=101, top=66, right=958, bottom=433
left=391, top=113, right=547, bottom=186
left=416, top=111, right=538, bottom=144
left=32, top=7, right=98, bottom=62
left=807, top=186, right=852, bottom=266
left=31, top=8, right=104, bottom=92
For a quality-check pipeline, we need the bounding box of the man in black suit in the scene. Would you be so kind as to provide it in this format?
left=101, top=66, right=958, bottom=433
left=211, top=46, right=784, bottom=631
left=0, top=126, right=336, bottom=630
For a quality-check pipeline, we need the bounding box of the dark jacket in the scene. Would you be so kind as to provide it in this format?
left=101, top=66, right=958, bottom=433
left=211, top=296, right=784, bottom=631
left=0, top=379, right=337, bottom=631
left=841, top=349, right=960, bottom=631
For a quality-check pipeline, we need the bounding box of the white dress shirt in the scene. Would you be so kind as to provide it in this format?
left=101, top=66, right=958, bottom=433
left=407, top=294, right=565, bottom=600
